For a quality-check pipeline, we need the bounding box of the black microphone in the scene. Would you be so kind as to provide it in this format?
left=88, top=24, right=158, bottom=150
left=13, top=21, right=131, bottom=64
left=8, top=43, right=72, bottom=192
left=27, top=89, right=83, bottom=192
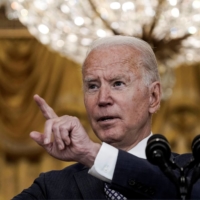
left=146, top=134, right=181, bottom=197
left=192, top=134, right=200, bottom=163
left=145, top=134, right=200, bottom=199
left=146, top=134, right=171, bottom=166
left=188, top=134, right=200, bottom=192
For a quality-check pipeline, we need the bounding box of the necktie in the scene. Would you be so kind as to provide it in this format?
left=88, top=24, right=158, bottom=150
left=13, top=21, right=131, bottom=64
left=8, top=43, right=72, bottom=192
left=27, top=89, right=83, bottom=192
left=104, top=183, right=127, bottom=200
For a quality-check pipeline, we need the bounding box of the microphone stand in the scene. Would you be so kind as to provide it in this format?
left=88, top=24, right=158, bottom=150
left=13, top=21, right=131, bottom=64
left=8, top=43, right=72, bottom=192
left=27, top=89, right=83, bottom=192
left=183, top=158, right=200, bottom=199
left=151, top=149, right=188, bottom=200
left=146, top=134, right=200, bottom=200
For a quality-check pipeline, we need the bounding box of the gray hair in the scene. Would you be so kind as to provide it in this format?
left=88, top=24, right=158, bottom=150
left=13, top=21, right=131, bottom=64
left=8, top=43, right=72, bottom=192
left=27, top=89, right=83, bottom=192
left=83, top=35, right=160, bottom=86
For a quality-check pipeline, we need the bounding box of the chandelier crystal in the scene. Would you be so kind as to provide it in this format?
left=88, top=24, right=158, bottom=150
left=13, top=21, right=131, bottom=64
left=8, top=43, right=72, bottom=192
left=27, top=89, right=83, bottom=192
left=1, top=0, right=200, bottom=99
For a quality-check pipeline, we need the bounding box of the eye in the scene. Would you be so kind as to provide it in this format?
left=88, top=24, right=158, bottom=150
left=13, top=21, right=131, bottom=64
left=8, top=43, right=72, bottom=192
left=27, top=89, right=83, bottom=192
left=87, top=83, right=99, bottom=91
left=113, top=81, right=124, bottom=87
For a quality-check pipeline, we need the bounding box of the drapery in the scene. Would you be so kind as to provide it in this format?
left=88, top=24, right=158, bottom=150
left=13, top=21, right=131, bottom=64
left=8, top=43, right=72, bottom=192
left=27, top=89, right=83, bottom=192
left=153, top=63, right=200, bottom=154
left=0, top=38, right=99, bottom=199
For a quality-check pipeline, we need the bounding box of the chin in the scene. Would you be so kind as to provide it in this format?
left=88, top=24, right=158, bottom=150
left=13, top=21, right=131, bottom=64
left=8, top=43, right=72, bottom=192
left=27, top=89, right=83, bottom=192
left=96, top=131, right=123, bottom=144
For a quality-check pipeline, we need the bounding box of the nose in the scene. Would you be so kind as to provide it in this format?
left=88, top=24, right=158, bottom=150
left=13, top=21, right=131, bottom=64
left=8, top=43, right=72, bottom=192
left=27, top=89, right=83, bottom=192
left=98, top=85, right=113, bottom=107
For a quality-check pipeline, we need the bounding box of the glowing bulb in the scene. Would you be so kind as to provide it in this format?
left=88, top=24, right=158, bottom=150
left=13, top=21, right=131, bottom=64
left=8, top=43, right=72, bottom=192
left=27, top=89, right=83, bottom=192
left=74, top=17, right=84, bottom=26
left=171, top=8, right=179, bottom=18
left=38, top=24, right=49, bottom=34
left=193, top=0, right=200, bottom=9
left=110, top=2, right=121, bottom=10
left=193, top=14, right=200, bottom=22
left=57, top=40, right=65, bottom=47
left=60, top=4, right=70, bottom=13
left=81, top=38, right=92, bottom=46
left=96, top=29, right=106, bottom=37
left=20, top=9, right=28, bottom=17
left=169, top=0, right=177, bottom=6
left=188, top=26, right=197, bottom=34
left=11, top=2, right=20, bottom=10
left=122, top=2, right=135, bottom=11
left=67, top=34, right=78, bottom=42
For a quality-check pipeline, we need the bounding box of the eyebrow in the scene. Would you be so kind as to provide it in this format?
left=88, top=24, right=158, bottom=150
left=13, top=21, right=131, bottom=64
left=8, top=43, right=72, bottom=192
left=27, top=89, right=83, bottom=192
left=84, top=77, right=98, bottom=82
left=110, top=75, right=126, bottom=80
left=84, top=74, right=130, bottom=83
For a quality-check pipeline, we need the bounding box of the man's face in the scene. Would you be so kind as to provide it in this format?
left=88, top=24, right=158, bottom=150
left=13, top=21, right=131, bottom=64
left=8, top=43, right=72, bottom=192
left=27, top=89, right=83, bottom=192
left=83, top=45, right=154, bottom=150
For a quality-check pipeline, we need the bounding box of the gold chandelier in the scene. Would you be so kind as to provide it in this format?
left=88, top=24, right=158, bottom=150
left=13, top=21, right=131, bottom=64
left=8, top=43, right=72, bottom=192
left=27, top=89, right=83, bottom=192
left=1, top=0, right=200, bottom=99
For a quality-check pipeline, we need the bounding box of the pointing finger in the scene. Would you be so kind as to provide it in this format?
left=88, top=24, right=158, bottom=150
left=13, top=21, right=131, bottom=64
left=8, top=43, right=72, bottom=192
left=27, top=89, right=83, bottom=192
left=34, top=94, right=58, bottom=119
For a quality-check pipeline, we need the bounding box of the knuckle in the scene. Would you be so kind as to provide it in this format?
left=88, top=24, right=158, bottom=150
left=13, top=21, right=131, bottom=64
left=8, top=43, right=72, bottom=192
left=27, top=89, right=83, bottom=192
left=59, top=125, right=66, bottom=132
left=45, top=119, right=52, bottom=126
left=72, top=116, right=79, bottom=122
left=52, top=124, right=58, bottom=132
left=73, top=116, right=78, bottom=120
left=55, top=138, right=62, bottom=143
left=62, top=115, right=70, bottom=120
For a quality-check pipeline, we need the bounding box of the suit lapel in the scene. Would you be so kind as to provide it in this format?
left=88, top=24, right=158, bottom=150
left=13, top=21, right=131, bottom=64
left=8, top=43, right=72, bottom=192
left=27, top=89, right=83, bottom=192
left=74, top=168, right=106, bottom=199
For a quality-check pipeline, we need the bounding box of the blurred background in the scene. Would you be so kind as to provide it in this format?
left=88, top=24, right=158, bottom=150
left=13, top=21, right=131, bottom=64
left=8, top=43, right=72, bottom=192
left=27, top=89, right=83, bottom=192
left=0, top=0, right=200, bottom=199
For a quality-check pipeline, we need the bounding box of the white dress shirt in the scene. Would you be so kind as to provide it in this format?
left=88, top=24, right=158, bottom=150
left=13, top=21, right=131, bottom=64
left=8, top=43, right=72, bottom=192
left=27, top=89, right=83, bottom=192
left=89, top=133, right=152, bottom=183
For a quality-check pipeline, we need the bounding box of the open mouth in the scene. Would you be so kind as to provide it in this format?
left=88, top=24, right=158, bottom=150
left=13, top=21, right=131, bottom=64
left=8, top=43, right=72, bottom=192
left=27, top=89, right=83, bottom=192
left=98, top=116, right=116, bottom=121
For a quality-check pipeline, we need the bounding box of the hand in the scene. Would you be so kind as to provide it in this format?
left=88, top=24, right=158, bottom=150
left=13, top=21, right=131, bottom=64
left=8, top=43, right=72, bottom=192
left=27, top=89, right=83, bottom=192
left=30, top=94, right=100, bottom=167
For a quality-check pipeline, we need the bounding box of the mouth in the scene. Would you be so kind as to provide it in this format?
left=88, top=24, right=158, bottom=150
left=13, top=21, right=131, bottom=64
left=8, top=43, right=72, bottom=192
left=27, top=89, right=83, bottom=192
left=97, top=116, right=118, bottom=122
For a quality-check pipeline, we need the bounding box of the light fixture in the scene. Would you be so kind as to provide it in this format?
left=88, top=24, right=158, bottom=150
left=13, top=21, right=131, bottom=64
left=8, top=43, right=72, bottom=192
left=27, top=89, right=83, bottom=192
left=1, top=0, right=200, bottom=99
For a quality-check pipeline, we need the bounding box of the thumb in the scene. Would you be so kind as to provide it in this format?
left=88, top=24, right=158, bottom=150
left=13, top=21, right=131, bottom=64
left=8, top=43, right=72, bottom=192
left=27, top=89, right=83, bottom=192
left=30, top=131, right=45, bottom=146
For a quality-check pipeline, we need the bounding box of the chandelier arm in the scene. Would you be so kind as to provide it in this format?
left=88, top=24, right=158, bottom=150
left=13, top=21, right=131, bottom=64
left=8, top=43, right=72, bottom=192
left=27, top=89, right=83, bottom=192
left=176, top=0, right=184, bottom=15
left=166, top=33, right=191, bottom=53
left=154, top=33, right=191, bottom=62
left=141, top=0, right=167, bottom=46
left=87, top=0, right=121, bottom=35
left=148, top=0, right=166, bottom=37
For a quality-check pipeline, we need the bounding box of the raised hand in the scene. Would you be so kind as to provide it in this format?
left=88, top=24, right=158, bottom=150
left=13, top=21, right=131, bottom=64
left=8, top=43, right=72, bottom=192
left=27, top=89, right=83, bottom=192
left=30, top=94, right=100, bottom=167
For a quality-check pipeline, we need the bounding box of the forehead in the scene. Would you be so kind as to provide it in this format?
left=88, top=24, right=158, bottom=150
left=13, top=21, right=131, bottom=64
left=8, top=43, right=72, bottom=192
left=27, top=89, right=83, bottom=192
left=82, top=45, right=141, bottom=76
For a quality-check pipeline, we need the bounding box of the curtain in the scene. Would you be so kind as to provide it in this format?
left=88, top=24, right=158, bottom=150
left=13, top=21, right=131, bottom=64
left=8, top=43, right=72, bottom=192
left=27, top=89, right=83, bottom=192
left=0, top=38, right=99, bottom=199
left=152, top=63, right=200, bottom=154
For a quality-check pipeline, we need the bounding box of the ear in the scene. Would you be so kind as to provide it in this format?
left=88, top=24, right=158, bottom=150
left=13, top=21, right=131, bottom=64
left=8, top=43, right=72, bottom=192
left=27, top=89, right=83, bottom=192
left=149, top=81, right=161, bottom=114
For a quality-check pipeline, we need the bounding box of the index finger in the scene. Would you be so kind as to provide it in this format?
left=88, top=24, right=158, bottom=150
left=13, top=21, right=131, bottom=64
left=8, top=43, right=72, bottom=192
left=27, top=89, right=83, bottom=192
left=33, top=94, right=58, bottom=119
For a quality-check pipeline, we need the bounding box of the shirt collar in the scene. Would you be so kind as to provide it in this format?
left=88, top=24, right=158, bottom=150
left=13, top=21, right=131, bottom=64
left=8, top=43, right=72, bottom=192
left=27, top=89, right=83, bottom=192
left=128, top=133, right=153, bottom=159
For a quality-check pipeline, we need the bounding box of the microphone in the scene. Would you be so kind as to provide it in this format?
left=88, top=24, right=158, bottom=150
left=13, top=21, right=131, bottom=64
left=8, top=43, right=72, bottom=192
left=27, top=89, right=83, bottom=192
left=145, top=134, right=200, bottom=199
left=146, top=134, right=180, bottom=196
left=188, top=134, right=200, bottom=192
left=146, top=134, right=171, bottom=166
left=191, top=134, right=200, bottom=163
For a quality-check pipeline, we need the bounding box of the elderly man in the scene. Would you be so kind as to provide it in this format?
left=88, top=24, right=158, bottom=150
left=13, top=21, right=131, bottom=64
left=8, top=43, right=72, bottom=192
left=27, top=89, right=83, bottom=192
left=13, top=36, right=200, bottom=199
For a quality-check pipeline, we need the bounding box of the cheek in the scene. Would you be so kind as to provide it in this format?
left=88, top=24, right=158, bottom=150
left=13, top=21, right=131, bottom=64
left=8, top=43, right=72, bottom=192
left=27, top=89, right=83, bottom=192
left=84, top=96, right=95, bottom=114
left=125, top=91, right=149, bottom=118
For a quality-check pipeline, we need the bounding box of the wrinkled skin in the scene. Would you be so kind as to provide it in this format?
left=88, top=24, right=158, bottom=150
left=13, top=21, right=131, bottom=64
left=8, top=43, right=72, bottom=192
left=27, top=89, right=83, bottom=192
left=83, top=45, right=161, bottom=151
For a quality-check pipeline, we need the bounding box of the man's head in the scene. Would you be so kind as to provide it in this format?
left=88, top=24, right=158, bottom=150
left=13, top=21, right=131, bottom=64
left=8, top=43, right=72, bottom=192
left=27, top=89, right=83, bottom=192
left=84, top=35, right=160, bottom=86
left=82, top=36, right=161, bottom=150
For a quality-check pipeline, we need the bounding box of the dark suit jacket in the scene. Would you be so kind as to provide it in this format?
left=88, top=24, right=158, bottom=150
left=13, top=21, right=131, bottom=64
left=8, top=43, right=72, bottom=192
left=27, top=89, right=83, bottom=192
left=111, top=150, right=200, bottom=199
left=13, top=163, right=106, bottom=199
left=13, top=151, right=200, bottom=199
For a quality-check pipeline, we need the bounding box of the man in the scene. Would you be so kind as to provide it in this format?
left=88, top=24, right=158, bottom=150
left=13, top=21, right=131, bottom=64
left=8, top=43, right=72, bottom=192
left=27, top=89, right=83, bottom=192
left=13, top=36, right=200, bottom=199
